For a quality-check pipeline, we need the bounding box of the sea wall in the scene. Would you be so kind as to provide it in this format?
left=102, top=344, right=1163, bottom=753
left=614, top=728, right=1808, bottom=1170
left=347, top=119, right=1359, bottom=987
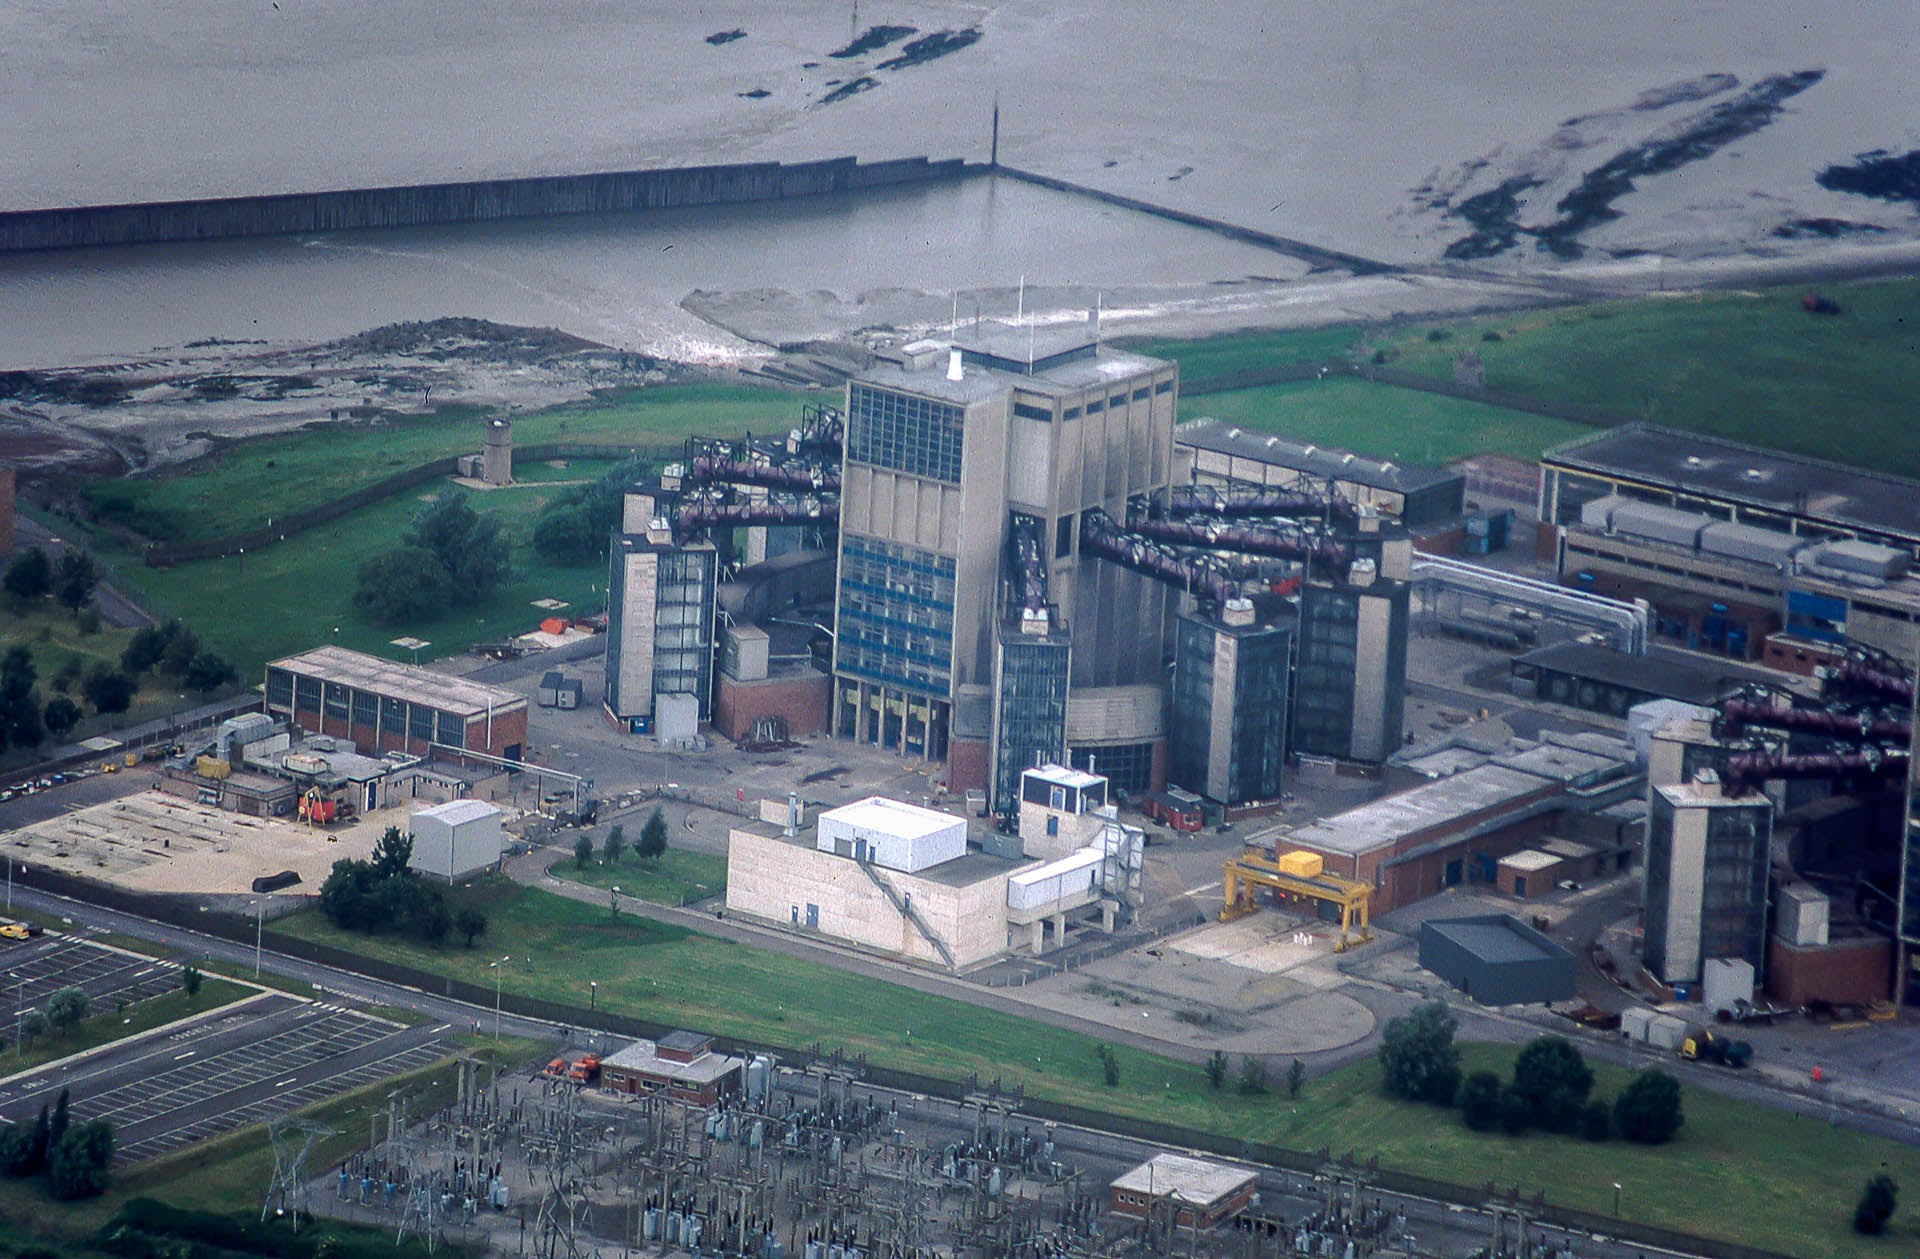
left=0, top=156, right=974, bottom=252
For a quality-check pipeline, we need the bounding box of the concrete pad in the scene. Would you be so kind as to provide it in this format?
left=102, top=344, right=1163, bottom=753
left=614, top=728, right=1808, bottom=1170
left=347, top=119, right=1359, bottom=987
left=4, top=790, right=402, bottom=895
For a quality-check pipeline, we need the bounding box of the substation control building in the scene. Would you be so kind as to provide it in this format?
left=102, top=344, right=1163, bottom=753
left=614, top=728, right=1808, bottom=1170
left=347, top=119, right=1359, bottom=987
left=265, top=646, right=526, bottom=761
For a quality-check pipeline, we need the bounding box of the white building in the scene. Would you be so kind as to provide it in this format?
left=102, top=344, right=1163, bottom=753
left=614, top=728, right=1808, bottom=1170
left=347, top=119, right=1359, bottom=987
left=408, top=798, right=505, bottom=883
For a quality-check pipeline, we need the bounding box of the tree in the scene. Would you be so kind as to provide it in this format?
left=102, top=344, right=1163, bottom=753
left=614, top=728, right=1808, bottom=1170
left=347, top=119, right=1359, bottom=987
left=353, top=545, right=454, bottom=623
left=45, top=987, right=89, bottom=1035
left=1459, top=1071, right=1503, bottom=1132
left=404, top=491, right=510, bottom=602
left=1379, top=1001, right=1460, bottom=1105
left=51, top=551, right=97, bottom=612
left=157, top=625, right=201, bottom=677
left=81, top=666, right=134, bottom=715
left=456, top=907, right=488, bottom=948
left=49, top=1088, right=69, bottom=1151
left=639, top=807, right=669, bottom=860
left=1286, top=1057, right=1306, bottom=1100
left=1205, top=1050, right=1227, bottom=1090
left=1854, top=1173, right=1898, bottom=1235
left=42, top=695, right=80, bottom=738
left=1237, top=1056, right=1268, bottom=1095
left=574, top=834, right=594, bottom=869
left=372, top=826, right=414, bottom=879
left=1614, top=1068, right=1684, bottom=1145
left=1580, top=1099, right=1611, bottom=1142
left=2, top=547, right=51, bottom=603
left=181, top=964, right=203, bottom=998
left=1511, top=1035, right=1594, bottom=1132
left=121, top=623, right=169, bottom=675
left=46, top=1119, right=113, bottom=1200
left=183, top=649, right=235, bottom=693
left=1096, top=1043, right=1120, bottom=1088
left=603, top=826, right=626, bottom=864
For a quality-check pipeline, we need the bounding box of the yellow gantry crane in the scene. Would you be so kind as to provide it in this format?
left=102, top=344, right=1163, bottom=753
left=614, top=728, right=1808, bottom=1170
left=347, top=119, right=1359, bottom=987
left=1220, top=848, right=1373, bottom=952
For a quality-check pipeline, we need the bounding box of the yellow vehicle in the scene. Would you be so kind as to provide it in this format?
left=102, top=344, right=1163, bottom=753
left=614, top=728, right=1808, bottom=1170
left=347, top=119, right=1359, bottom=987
left=0, top=924, right=31, bottom=942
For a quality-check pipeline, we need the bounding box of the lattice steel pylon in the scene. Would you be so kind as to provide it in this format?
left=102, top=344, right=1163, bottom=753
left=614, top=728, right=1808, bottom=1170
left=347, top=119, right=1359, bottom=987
left=262, top=1114, right=335, bottom=1223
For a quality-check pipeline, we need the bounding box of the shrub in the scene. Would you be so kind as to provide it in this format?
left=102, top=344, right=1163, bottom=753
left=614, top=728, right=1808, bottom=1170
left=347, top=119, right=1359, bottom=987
left=1854, top=1174, right=1897, bottom=1235
left=1379, top=1001, right=1461, bottom=1105
left=1459, top=1071, right=1503, bottom=1132
left=1614, top=1068, right=1684, bottom=1145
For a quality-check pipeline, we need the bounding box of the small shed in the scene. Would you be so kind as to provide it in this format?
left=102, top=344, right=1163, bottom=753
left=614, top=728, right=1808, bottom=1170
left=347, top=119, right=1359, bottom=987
left=1495, top=849, right=1561, bottom=898
left=537, top=671, right=564, bottom=707
left=1419, top=914, right=1575, bottom=1006
left=409, top=798, right=506, bottom=883
left=1109, top=1154, right=1256, bottom=1229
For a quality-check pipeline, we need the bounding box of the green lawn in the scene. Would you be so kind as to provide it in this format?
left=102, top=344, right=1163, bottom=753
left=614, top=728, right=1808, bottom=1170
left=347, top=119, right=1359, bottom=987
left=98, top=480, right=608, bottom=680
left=87, top=383, right=821, bottom=547
left=268, top=879, right=1916, bottom=1257
left=1128, top=325, right=1365, bottom=384
left=1182, top=377, right=1591, bottom=465
left=1363, top=277, right=1920, bottom=476
left=553, top=847, right=728, bottom=906
left=0, top=975, right=252, bottom=1076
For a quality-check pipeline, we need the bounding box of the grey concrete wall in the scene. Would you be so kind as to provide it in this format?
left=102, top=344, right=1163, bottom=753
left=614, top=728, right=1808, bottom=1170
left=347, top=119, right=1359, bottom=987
left=0, top=156, right=971, bottom=251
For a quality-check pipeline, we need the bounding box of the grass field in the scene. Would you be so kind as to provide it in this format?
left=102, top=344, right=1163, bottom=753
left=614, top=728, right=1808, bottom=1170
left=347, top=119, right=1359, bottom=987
left=1180, top=377, right=1591, bottom=464
left=87, top=383, right=821, bottom=547
left=552, top=847, right=728, bottom=906
left=268, top=878, right=1916, bottom=1257
left=96, top=480, right=608, bottom=680
left=1366, top=279, right=1920, bottom=477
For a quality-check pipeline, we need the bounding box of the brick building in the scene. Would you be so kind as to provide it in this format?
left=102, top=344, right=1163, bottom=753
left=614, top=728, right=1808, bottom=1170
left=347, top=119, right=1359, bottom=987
left=264, top=646, right=527, bottom=761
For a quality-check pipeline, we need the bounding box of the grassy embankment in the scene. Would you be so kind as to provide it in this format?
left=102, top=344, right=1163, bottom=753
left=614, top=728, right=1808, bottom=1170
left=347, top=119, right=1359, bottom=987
left=77, top=384, right=823, bottom=679
left=271, top=878, right=1918, bottom=1258
left=1142, top=274, right=1920, bottom=475
left=551, top=847, right=728, bottom=907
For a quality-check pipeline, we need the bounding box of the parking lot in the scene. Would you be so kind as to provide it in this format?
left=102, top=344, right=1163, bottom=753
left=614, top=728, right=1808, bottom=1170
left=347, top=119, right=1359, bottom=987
left=0, top=932, right=189, bottom=1016
left=0, top=991, right=452, bottom=1164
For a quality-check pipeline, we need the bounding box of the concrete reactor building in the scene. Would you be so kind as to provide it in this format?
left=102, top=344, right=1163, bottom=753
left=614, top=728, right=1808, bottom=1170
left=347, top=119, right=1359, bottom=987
left=604, top=315, right=1413, bottom=816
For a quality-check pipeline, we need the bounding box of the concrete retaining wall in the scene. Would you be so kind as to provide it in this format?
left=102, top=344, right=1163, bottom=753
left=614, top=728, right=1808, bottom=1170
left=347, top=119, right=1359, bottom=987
left=0, top=156, right=973, bottom=252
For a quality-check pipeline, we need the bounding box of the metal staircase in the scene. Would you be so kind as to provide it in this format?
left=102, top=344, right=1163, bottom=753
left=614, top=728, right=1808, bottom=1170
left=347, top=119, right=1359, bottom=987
left=855, top=857, right=957, bottom=968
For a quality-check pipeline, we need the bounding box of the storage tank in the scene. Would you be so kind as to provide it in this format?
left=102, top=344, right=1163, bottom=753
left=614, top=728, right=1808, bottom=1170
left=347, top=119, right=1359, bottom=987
left=482, top=418, right=512, bottom=486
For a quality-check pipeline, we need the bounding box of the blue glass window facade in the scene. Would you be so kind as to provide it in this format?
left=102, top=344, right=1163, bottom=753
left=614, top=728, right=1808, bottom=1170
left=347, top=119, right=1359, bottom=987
left=846, top=383, right=966, bottom=483
left=836, top=537, right=957, bottom=697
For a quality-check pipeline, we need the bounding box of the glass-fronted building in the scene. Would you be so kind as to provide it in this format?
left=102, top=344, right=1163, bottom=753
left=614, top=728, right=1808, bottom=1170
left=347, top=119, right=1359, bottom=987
left=1169, top=607, right=1294, bottom=805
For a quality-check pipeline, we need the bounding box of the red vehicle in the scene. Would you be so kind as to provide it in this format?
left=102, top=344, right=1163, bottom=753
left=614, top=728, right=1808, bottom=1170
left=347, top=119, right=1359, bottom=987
left=1144, top=788, right=1206, bottom=832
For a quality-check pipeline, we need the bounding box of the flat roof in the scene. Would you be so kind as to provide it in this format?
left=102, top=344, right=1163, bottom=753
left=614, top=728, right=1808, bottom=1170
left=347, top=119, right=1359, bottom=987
left=1177, top=417, right=1461, bottom=494
left=1517, top=641, right=1797, bottom=706
left=602, top=1038, right=741, bottom=1085
left=1110, top=1153, right=1255, bottom=1204
left=1543, top=423, right=1920, bottom=544
left=821, top=796, right=964, bottom=841
left=1424, top=915, right=1569, bottom=965
left=1259, top=764, right=1557, bottom=858
left=268, top=646, right=524, bottom=718
left=413, top=798, right=500, bottom=826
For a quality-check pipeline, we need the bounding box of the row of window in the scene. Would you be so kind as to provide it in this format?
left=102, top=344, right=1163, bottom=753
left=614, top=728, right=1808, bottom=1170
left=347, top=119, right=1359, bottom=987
left=847, top=384, right=966, bottom=483
left=266, top=668, right=468, bottom=747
